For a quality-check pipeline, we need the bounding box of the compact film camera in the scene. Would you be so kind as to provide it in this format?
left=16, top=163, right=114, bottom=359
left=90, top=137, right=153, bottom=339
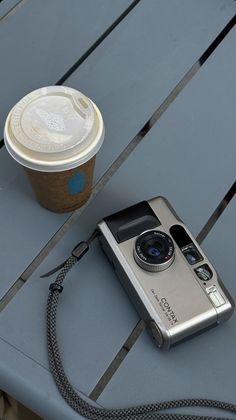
left=98, top=197, right=234, bottom=349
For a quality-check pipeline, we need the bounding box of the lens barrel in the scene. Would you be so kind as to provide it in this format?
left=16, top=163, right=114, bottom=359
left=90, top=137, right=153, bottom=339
left=134, top=230, right=174, bottom=272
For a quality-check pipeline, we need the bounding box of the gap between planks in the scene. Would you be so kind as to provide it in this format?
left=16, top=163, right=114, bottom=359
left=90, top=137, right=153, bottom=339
left=0, top=0, right=29, bottom=24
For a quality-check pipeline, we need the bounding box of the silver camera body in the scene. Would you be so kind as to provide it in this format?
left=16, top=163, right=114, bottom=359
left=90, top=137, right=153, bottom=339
left=98, top=197, right=234, bottom=349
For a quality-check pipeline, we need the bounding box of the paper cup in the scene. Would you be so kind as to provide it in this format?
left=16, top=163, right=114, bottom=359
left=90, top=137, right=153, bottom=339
left=4, top=86, right=104, bottom=212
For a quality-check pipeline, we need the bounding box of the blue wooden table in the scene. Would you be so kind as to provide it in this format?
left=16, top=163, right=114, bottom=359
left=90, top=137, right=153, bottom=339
left=0, top=1, right=235, bottom=419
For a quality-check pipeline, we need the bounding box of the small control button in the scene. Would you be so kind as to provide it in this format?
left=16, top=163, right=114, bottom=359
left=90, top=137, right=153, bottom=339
left=149, top=321, right=163, bottom=348
left=195, top=264, right=213, bottom=281
left=206, top=285, right=225, bottom=307
left=181, top=244, right=203, bottom=265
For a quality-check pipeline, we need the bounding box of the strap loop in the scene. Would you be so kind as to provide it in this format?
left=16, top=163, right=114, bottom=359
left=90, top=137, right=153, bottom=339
left=72, top=241, right=89, bottom=259
left=49, top=283, right=64, bottom=294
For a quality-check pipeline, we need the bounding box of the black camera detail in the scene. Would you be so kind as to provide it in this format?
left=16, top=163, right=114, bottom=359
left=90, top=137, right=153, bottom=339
left=195, top=264, right=213, bottom=281
left=181, top=244, right=203, bottom=265
left=169, top=224, right=203, bottom=265
left=104, top=201, right=161, bottom=243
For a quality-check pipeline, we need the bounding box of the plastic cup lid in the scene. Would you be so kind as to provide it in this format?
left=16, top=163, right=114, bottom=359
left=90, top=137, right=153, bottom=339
left=4, top=86, right=104, bottom=172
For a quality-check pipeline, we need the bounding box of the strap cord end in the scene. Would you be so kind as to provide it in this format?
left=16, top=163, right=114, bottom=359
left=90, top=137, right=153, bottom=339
left=42, top=229, right=99, bottom=279
left=49, top=283, right=64, bottom=294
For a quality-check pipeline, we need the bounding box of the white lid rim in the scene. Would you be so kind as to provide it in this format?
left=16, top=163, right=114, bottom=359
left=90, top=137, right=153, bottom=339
left=4, top=100, right=104, bottom=172
left=5, top=126, right=104, bottom=172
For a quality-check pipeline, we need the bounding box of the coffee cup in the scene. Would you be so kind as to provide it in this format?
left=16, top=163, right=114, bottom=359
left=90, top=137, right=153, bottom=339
left=4, top=86, right=104, bottom=212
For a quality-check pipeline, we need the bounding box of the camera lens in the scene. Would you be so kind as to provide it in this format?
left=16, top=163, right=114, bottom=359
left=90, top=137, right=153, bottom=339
left=147, top=245, right=161, bottom=257
left=134, top=230, right=174, bottom=272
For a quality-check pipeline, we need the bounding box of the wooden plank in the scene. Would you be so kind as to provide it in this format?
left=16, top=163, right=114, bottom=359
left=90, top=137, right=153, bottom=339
left=67, top=0, right=236, bottom=183
left=0, top=338, right=88, bottom=419
left=0, top=0, right=133, bottom=134
left=0, top=237, right=139, bottom=394
left=0, top=0, right=235, bottom=300
left=0, top=0, right=22, bottom=19
left=0, top=11, right=235, bottom=419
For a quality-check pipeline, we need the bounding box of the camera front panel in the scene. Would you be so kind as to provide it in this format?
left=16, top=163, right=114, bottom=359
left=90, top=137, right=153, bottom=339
left=98, top=196, right=234, bottom=348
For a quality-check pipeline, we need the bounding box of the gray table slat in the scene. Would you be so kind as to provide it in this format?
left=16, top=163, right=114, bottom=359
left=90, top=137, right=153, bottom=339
left=0, top=0, right=21, bottom=19
left=67, top=0, right=236, bottom=183
left=1, top=0, right=235, bottom=299
left=0, top=240, right=139, bottom=419
left=0, top=0, right=133, bottom=134
left=0, top=17, right=235, bottom=420
left=0, top=337, right=89, bottom=419
left=98, top=198, right=236, bottom=417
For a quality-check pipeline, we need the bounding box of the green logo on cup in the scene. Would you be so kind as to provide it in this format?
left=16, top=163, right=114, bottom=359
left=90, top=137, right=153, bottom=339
left=68, top=172, right=85, bottom=195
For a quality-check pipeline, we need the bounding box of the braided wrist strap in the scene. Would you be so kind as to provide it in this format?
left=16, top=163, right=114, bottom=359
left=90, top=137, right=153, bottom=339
left=46, top=239, right=236, bottom=420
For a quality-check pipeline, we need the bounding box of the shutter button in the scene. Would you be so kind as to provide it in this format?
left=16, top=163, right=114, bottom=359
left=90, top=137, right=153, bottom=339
left=206, top=285, right=226, bottom=308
